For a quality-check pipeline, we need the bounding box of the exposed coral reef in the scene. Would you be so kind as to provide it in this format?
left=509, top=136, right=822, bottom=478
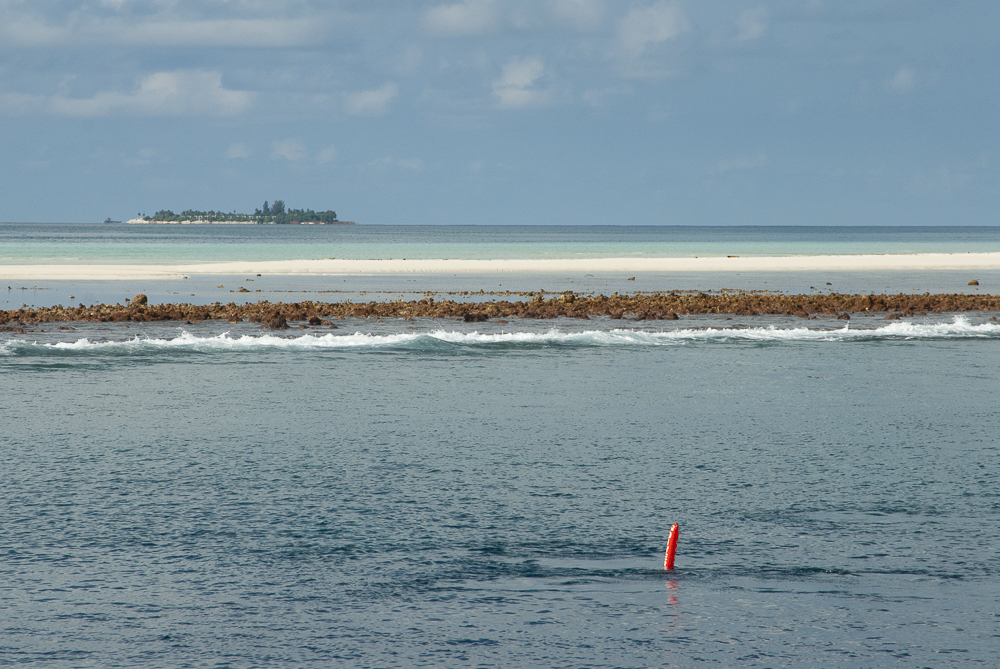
left=4, top=291, right=999, bottom=329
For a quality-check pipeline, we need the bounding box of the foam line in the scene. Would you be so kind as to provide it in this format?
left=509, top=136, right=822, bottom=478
left=2, top=317, right=997, bottom=357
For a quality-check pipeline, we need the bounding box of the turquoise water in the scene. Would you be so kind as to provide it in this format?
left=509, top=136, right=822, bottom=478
left=3, top=224, right=1000, bottom=263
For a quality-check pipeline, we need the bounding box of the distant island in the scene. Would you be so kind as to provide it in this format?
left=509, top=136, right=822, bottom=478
left=127, top=200, right=354, bottom=225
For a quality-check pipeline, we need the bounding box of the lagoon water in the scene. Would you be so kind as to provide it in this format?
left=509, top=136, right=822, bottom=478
left=4, top=224, right=1000, bottom=309
left=3, top=225, right=1000, bottom=667
left=4, top=223, right=1000, bottom=264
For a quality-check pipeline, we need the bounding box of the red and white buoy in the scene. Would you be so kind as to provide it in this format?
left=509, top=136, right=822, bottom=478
left=664, top=523, right=679, bottom=570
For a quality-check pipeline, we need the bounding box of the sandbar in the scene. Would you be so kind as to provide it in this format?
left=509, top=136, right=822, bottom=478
left=3, top=253, right=1000, bottom=281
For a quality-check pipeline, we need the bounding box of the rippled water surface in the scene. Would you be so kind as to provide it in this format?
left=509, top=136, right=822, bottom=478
left=2, top=314, right=999, bottom=667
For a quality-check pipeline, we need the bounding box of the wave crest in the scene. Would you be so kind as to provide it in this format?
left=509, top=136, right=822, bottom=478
left=2, top=317, right=998, bottom=357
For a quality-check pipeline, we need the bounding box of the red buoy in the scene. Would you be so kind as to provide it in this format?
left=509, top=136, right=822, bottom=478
left=664, top=523, right=679, bottom=570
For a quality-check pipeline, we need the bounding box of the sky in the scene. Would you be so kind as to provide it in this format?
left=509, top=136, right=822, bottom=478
left=1, top=0, right=997, bottom=226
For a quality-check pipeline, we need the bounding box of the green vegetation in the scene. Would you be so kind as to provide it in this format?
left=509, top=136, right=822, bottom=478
left=143, top=200, right=339, bottom=224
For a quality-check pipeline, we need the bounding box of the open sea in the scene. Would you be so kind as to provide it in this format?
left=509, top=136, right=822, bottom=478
left=2, top=225, right=1000, bottom=667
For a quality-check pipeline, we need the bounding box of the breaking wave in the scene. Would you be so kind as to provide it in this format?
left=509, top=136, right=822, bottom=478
left=2, top=317, right=998, bottom=357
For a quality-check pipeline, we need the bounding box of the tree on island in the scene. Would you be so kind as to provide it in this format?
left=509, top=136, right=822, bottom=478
left=147, top=200, right=338, bottom=224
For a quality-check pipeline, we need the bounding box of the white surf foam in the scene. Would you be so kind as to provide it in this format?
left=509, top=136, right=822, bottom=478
left=1, top=317, right=998, bottom=356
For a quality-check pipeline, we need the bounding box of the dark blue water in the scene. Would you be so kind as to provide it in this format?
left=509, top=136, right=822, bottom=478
left=2, top=315, right=999, bottom=667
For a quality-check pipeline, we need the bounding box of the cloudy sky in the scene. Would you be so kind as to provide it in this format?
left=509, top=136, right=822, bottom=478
left=1, top=0, right=996, bottom=225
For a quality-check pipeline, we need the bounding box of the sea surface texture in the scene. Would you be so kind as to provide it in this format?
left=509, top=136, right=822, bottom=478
left=4, top=223, right=1000, bottom=264
left=3, top=314, right=999, bottom=667
left=3, top=225, right=1000, bottom=667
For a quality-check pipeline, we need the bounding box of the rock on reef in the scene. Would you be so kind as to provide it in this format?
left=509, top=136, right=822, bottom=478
left=5, top=290, right=1000, bottom=326
left=263, top=313, right=289, bottom=329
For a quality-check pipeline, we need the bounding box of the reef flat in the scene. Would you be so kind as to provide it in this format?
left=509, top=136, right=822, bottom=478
left=3, top=291, right=999, bottom=332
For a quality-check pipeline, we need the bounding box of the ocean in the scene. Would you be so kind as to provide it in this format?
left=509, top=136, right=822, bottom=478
left=2, top=225, right=999, bottom=667
left=5, top=223, right=1000, bottom=265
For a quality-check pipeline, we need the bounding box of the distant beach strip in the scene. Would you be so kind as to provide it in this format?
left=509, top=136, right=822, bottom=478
left=2, top=253, right=1000, bottom=281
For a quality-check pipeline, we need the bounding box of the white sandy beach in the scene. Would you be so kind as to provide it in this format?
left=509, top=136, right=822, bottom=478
left=2, top=253, right=1000, bottom=281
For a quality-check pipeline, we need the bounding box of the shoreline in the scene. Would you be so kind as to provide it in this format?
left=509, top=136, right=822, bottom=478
left=3, top=252, right=1000, bottom=281
left=4, top=291, right=999, bottom=329
left=125, top=219, right=356, bottom=226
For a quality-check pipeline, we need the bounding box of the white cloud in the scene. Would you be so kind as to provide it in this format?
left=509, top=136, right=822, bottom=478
left=316, top=145, right=338, bottom=164
left=227, top=143, right=251, bottom=159
left=617, top=1, right=689, bottom=59
left=736, top=7, right=767, bottom=41
left=715, top=153, right=767, bottom=173
left=395, top=45, right=425, bottom=76
left=15, top=70, right=254, bottom=117
left=493, top=57, right=551, bottom=109
left=421, top=0, right=605, bottom=36
left=345, top=83, right=399, bottom=116
left=0, top=92, right=42, bottom=115
left=496, top=58, right=544, bottom=91
left=422, top=0, right=498, bottom=36
left=888, top=67, right=916, bottom=92
left=271, top=139, right=305, bottom=161
left=548, top=0, right=604, bottom=30
left=0, top=15, right=324, bottom=48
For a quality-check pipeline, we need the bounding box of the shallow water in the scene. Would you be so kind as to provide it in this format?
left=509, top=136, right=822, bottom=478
left=4, top=223, right=1000, bottom=264
left=5, top=269, right=998, bottom=315
left=3, top=314, right=999, bottom=666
